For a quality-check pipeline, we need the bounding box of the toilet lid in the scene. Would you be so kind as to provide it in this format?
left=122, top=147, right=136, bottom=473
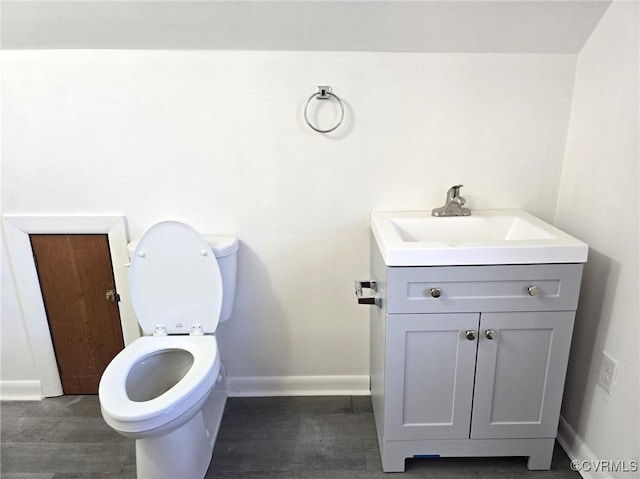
left=130, top=221, right=223, bottom=335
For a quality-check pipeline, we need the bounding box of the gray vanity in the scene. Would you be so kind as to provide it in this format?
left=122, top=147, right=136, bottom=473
left=359, top=207, right=588, bottom=472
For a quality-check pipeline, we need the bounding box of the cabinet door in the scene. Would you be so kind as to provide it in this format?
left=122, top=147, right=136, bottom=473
left=471, top=311, right=575, bottom=439
left=385, top=313, right=479, bottom=440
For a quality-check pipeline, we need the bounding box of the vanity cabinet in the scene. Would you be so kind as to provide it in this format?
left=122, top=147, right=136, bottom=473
left=369, top=237, right=583, bottom=472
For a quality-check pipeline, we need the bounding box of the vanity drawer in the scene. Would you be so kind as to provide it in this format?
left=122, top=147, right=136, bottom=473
left=386, top=264, right=583, bottom=314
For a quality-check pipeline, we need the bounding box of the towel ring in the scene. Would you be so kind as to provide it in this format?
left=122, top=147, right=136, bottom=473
left=304, top=86, right=345, bottom=134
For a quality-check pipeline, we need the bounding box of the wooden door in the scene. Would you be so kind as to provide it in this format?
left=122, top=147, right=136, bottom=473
left=385, top=313, right=480, bottom=440
left=30, top=234, right=125, bottom=394
left=471, top=311, right=575, bottom=439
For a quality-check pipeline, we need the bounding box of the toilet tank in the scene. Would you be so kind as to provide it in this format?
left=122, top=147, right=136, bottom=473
left=206, top=236, right=238, bottom=322
left=127, top=235, right=238, bottom=323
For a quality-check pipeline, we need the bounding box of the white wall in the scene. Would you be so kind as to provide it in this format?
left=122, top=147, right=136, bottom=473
left=554, top=1, right=639, bottom=475
left=1, top=50, right=577, bottom=396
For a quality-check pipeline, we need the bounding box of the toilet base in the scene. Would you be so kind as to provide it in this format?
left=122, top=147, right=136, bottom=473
left=135, top=375, right=228, bottom=479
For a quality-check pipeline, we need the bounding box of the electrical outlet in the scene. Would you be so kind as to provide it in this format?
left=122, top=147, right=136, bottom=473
left=597, top=351, right=617, bottom=395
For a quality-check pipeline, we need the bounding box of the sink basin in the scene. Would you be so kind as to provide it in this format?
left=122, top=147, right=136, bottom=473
left=371, top=209, right=588, bottom=266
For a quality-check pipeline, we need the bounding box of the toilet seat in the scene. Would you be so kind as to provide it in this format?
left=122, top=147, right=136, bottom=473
left=130, top=221, right=223, bottom=336
left=99, top=335, right=220, bottom=435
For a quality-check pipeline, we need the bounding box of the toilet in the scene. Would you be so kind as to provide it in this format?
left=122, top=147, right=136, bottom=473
left=98, top=220, right=238, bottom=479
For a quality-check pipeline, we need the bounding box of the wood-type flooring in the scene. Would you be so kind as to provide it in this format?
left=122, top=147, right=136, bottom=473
left=1, top=395, right=581, bottom=478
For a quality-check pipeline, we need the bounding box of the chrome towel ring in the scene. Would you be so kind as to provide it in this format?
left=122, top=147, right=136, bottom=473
left=304, top=86, right=345, bottom=134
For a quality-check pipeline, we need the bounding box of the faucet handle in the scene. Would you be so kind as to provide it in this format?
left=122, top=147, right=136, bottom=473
left=448, top=184, right=464, bottom=197
left=447, top=185, right=466, bottom=204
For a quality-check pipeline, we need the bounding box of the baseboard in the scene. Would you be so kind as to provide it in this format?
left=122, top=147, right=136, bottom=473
left=557, top=415, right=611, bottom=479
left=0, top=380, right=43, bottom=400
left=227, top=375, right=370, bottom=397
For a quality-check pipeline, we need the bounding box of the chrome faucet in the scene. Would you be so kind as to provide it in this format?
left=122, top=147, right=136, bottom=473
left=431, top=185, right=471, bottom=217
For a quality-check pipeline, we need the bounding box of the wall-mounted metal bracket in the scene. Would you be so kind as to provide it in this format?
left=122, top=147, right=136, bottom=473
left=316, top=85, right=333, bottom=99
left=355, top=280, right=381, bottom=307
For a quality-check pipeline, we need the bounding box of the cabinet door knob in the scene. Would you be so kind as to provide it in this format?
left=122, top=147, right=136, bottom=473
left=484, top=329, right=497, bottom=340
left=465, top=330, right=477, bottom=341
left=429, top=288, right=442, bottom=298
left=527, top=285, right=541, bottom=297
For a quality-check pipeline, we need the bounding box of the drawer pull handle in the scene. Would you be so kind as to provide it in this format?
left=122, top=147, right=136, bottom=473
left=485, top=329, right=497, bottom=340
left=465, top=330, right=476, bottom=341
left=527, top=285, right=541, bottom=297
left=429, top=288, right=442, bottom=298
left=355, top=280, right=381, bottom=307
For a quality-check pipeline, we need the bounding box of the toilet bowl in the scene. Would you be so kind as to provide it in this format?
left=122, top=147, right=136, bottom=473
left=99, top=336, right=220, bottom=438
left=98, top=220, right=238, bottom=479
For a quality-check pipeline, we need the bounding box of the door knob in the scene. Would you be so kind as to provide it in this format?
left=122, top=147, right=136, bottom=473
left=465, top=330, right=477, bottom=341
left=105, top=290, right=120, bottom=303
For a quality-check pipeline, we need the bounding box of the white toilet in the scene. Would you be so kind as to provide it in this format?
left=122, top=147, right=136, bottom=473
left=98, top=220, right=238, bottom=479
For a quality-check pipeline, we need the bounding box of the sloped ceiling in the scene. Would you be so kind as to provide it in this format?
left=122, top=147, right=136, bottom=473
left=1, top=0, right=612, bottom=52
